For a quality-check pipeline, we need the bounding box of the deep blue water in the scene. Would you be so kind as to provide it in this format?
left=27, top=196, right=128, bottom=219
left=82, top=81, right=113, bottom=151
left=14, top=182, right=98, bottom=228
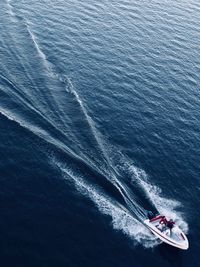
left=0, top=0, right=200, bottom=266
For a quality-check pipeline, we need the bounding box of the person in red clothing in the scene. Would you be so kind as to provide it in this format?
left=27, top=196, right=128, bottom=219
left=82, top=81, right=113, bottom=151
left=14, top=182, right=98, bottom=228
left=159, top=216, right=168, bottom=225
left=156, top=216, right=167, bottom=231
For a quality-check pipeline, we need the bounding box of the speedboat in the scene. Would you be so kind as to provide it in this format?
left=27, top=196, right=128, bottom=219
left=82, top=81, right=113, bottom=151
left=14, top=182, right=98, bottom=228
left=144, top=214, right=189, bottom=250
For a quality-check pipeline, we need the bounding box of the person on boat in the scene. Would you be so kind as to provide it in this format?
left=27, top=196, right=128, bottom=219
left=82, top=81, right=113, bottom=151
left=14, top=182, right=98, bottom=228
left=159, top=216, right=168, bottom=225
left=162, top=219, right=175, bottom=236
left=167, top=219, right=175, bottom=229
left=156, top=216, right=167, bottom=231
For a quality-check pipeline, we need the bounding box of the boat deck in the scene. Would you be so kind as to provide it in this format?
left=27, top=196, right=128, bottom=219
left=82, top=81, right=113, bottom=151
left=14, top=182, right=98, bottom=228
left=149, top=216, right=186, bottom=243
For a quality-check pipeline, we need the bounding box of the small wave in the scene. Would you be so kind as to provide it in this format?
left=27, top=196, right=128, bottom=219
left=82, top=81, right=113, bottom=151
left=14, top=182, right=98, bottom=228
left=6, top=0, right=14, bottom=17
left=52, top=157, right=160, bottom=249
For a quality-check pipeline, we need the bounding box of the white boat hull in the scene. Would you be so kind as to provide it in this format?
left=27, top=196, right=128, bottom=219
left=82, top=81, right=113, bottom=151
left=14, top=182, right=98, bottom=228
left=144, top=216, right=189, bottom=250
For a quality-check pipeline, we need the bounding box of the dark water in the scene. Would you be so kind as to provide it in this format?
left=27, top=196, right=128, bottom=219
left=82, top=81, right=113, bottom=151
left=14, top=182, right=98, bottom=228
left=0, top=0, right=200, bottom=266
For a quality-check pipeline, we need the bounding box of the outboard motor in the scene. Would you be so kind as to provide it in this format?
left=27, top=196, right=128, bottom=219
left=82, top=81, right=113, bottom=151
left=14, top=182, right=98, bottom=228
left=147, top=211, right=155, bottom=220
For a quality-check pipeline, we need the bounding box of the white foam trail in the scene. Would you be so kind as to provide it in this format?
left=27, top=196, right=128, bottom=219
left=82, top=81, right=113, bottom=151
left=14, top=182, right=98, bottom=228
left=66, top=79, right=123, bottom=175
left=25, top=23, right=53, bottom=74
left=65, top=81, right=184, bottom=224
left=67, top=79, right=108, bottom=159
left=25, top=22, right=72, bottom=88
left=0, top=107, right=48, bottom=137
left=6, top=0, right=14, bottom=16
left=0, top=108, right=15, bottom=122
left=62, top=80, right=188, bottom=234
left=127, top=164, right=189, bottom=233
left=66, top=80, right=128, bottom=195
left=0, top=106, right=70, bottom=159
left=0, top=104, right=111, bottom=187
left=52, top=158, right=160, bottom=248
left=25, top=23, right=72, bottom=90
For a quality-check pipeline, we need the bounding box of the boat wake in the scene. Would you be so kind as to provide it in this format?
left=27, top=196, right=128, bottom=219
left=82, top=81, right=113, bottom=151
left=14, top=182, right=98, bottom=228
left=51, top=158, right=161, bottom=248
left=0, top=6, right=188, bottom=248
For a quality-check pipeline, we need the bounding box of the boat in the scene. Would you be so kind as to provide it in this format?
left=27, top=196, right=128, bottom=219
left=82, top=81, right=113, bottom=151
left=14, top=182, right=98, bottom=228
left=144, top=213, right=189, bottom=250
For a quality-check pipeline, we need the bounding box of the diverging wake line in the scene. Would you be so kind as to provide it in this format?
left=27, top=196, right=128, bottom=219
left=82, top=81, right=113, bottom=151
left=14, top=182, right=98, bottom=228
left=50, top=81, right=188, bottom=248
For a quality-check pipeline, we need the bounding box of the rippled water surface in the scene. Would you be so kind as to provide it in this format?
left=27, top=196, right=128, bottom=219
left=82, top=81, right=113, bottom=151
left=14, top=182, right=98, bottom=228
left=0, top=0, right=200, bottom=266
